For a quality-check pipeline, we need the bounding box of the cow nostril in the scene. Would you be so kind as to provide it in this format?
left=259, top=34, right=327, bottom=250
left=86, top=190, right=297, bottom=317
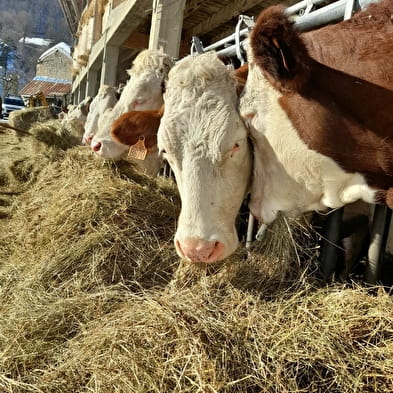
left=86, top=134, right=94, bottom=144
left=208, top=241, right=223, bottom=260
left=92, top=141, right=102, bottom=153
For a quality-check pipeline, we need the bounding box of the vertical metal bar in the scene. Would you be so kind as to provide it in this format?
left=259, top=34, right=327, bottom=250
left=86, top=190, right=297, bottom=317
left=319, top=208, right=344, bottom=280
left=245, top=213, right=255, bottom=249
left=365, top=205, right=392, bottom=283
left=344, top=0, right=356, bottom=20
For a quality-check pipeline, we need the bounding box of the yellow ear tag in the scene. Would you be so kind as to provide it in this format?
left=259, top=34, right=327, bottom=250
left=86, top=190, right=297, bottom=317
left=127, top=136, right=147, bottom=160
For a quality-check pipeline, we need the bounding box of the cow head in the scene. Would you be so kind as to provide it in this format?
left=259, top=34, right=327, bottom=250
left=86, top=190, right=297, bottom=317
left=63, top=95, right=93, bottom=128
left=91, top=49, right=173, bottom=159
left=158, top=52, right=252, bottom=263
left=82, top=85, right=118, bottom=145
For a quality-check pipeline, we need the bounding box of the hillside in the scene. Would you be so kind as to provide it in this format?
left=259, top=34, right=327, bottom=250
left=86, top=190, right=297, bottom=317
left=0, top=0, right=72, bottom=91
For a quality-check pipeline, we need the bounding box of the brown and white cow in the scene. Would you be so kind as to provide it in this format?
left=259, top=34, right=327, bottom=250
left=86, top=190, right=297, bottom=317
left=240, top=0, right=393, bottom=224
left=158, top=0, right=393, bottom=263
left=90, top=49, right=173, bottom=176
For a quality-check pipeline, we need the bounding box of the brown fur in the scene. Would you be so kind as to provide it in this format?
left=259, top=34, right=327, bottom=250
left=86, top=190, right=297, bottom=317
left=111, top=107, right=163, bottom=149
left=251, top=0, right=393, bottom=207
left=235, top=63, right=248, bottom=96
left=234, top=63, right=248, bottom=96
left=250, top=5, right=310, bottom=93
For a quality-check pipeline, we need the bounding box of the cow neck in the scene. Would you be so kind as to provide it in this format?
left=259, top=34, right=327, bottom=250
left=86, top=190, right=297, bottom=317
left=278, top=59, right=393, bottom=190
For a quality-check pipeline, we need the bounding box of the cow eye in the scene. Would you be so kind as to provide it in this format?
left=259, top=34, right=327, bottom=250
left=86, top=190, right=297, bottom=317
left=230, top=142, right=240, bottom=157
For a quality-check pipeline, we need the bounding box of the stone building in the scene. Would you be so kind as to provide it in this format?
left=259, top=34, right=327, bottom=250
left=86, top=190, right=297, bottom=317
left=19, top=42, right=73, bottom=106
left=36, top=42, right=73, bottom=81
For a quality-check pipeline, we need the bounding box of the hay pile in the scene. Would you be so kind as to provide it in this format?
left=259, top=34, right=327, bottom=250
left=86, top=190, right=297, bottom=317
left=0, top=128, right=393, bottom=393
left=9, top=107, right=54, bottom=131
left=0, top=120, right=81, bottom=221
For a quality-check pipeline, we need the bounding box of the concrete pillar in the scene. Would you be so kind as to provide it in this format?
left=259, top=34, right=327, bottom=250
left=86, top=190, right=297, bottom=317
left=100, top=44, right=119, bottom=87
left=149, top=0, right=186, bottom=58
left=78, top=79, right=87, bottom=103
left=71, top=89, right=77, bottom=105
left=93, top=0, right=103, bottom=43
left=86, top=68, right=99, bottom=97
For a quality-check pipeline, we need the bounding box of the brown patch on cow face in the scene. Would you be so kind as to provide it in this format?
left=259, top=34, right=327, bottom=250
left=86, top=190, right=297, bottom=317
left=111, top=108, right=163, bottom=149
left=250, top=5, right=310, bottom=93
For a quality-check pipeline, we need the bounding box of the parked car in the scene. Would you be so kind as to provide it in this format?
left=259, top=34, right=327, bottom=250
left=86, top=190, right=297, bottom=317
left=1, top=95, right=25, bottom=118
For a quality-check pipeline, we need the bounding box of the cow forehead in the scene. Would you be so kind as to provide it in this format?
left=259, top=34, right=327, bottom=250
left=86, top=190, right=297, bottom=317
left=159, top=52, right=247, bottom=156
left=122, top=72, right=162, bottom=99
left=159, top=99, right=246, bottom=163
left=129, top=70, right=163, bottom=86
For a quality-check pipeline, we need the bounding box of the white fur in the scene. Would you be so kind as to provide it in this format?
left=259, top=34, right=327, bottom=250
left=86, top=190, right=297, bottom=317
left=82, top=85, right=118, bottom=144
left=239, top=49, right=377, bottom=224
left=91, top=49, right=173, bottom=176
left=158, top=52, right=252, bottom=261
left=62, top=95, right=92, bottom=126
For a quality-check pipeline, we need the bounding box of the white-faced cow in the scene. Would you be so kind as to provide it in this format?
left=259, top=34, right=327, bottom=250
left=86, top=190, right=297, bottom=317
left=158, top=0, right=393, bottom=263
left=90, top=49, right=173, bottom=176
left=62, top=95, right=93, bottom=136
left=82, top=85, right=118, bottom=145
left=157, top=52, right=252, bottom=262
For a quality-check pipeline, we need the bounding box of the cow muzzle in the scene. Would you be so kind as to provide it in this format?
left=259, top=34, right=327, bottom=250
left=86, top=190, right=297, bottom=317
left=90, top=136, right=128, bottom=159
left=175, top=237, right=225, bottom=263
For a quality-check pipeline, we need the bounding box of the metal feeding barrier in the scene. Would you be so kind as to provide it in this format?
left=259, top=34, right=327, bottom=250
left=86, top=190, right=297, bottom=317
left=191, top=0, right=379, bottom=59
left=188, top=0, right=389, bottom=283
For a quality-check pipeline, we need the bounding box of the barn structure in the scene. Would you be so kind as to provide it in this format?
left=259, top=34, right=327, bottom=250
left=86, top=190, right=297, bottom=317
left=58, top=0, right=306, bottom=103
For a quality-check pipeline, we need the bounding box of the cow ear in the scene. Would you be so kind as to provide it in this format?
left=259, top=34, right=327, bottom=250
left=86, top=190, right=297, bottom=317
left=81, top=96, right=93, bottom=116
left=250, top=5, right=310, bottom=93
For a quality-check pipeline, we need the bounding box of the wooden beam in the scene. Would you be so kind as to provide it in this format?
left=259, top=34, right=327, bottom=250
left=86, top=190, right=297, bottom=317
left=183, top=0, right=270, bottom=39
left=122, top=31, right=189, bottom=58
left=184, top=0, right=205, bottom=19
left=122, top=31, right=149, bottom=50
